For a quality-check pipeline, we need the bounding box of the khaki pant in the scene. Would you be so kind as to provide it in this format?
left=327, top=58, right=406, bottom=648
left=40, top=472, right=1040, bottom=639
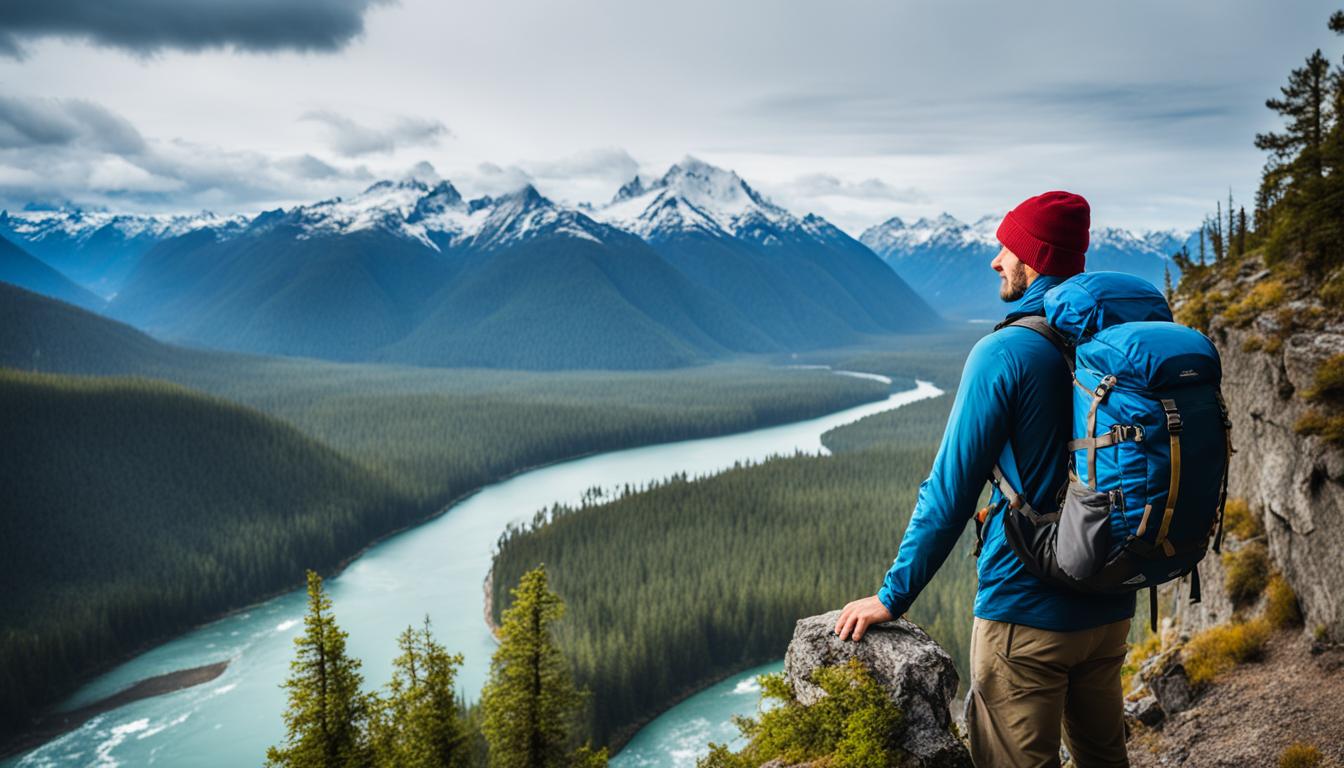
left=964, top=616, right=1131, bottom=767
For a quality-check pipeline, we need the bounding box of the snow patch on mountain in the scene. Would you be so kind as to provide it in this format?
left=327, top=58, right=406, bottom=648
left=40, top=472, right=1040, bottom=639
left=592, top=156, right=798, bottom=240
left=860, top=213, right=1193, bottom=260
left=1, top=209, right=248, bottom=243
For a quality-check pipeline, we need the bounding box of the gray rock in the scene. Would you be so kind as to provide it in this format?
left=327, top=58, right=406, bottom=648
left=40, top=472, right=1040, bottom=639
left=1125, top=695, right=1165, bottom=727
left=1178, top=315, right=1344, bottom=641
left=1149, top=659, right=1196, bottom=715
left=784, top=611, right=971, bottom=767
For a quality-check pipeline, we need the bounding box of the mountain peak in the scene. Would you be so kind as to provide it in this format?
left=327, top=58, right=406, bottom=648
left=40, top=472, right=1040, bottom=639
left=613, top=175, right=646, bottom=203
left=656, top=156, right=758, bottom=206
left=590, top=156, right=797, bottom=240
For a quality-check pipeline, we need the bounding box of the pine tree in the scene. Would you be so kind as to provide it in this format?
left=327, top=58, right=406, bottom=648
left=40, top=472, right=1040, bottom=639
left=1163, top=262, right=1175, bottom=304
left=369, top=617, right=470, bottom=768
left=266, top=570, right=371, bottom=768
left=1254, top=48, right=1333, bottom=262
left=1237, top=206, right=1248, bottom=256
left=480, top=564, right=607, bottom=768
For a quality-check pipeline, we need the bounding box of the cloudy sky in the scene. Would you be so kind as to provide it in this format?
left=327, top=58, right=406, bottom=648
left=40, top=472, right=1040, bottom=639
left=0, top=0, right=1339, bottom=233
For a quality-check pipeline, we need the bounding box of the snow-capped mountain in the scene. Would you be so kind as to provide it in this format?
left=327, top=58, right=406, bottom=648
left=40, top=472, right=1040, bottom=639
left=0, top=209, right=246, bottom=243
left=860, top=213, right=1197, bottom=319
left=592, top=156, right=800, bottom=243
left=10, top=159, right=946, bottom=369
left=0, top=209, right=248, bottom=296
left=242, top=178, right=615, bottom=252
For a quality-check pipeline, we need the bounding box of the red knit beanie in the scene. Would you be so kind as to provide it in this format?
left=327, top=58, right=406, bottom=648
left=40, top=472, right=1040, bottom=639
left=995, top=190, right=1090, bottom=277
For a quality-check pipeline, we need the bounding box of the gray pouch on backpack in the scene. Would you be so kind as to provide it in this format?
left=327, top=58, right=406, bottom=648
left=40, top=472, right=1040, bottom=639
left=1055, top=479, right=1114, bottom=581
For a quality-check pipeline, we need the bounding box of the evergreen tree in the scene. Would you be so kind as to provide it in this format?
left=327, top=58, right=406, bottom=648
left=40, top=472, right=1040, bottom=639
left=1237, top=206, right=1248, bottom=256
left=1254, top=48, right=1334, bottom=263
left=266, top=571, right=371, bottom=768
left=1163, top=262, right=1175, bottom=304
left=369, top=617, right=470, bottom=768
left=480, top=564, right=607, bottom=768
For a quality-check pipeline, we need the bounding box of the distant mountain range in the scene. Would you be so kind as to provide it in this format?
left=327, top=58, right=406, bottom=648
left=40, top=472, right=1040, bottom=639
left=0, top=158, right=1201, bottom=367
left=860, top=214, right=1200, bottom=319
left=1, top=158, right=941, bottom=369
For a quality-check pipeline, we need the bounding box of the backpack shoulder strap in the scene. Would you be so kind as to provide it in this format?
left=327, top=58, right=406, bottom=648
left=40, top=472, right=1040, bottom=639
left=996, top=314, right=1075, bottom=372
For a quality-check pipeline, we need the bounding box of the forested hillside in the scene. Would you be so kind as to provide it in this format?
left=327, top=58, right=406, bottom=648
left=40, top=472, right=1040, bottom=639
left=0, top=283, right=900, bottom=744
left=0, top=369, right=415, bottom=741
left=488, top=340, right=982, bottom=751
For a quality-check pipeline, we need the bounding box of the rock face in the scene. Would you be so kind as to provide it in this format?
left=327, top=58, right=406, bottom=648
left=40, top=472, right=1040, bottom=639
left=1172, top=309, right=1344, bottom=640
left=784, top=611, right=971, bottom=767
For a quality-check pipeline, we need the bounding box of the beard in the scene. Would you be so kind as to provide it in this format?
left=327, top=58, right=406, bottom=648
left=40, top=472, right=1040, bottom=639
left=999, top=263, right=1030, bottom=302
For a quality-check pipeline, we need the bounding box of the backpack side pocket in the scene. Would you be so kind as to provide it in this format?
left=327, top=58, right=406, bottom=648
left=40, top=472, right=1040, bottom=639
left=1056, top=479, right=1114, bottom=581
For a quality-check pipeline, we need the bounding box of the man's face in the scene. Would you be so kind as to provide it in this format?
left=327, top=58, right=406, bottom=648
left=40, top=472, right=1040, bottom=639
left=991, top=246, right=1032, bottom=302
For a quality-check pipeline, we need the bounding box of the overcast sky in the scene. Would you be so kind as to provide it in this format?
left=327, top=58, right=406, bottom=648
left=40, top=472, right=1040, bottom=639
left=1, top=0, right=1340, bottom=233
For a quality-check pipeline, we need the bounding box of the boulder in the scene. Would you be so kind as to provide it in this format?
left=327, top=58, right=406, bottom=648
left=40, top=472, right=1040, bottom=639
left=1148, top=658, right=1196, bottom=716
left=784, top=611, right=971, bottom=767
left=1124, top=695, right=1164, bottom=727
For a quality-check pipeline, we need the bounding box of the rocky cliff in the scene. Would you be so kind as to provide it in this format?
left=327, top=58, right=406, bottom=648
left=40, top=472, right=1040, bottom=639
left=1171, top=260, right=1344, bottom=641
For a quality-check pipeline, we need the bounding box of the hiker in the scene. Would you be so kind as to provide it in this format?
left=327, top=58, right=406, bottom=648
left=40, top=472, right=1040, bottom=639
left=834, top=191, right=1136, bottom=767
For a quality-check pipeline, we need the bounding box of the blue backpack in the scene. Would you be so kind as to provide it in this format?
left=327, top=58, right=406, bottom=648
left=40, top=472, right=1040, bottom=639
left=981, top=272, right=1234, bottom=631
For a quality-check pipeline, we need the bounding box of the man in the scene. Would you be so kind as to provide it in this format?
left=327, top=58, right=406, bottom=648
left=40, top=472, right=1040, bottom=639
left=833, top=191, right=1135, bottom=767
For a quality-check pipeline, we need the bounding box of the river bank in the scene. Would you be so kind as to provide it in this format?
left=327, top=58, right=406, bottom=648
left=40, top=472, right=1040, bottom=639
left=0, top=661, right=228, bottom=760
left=9, top=372, right=930, bottom=767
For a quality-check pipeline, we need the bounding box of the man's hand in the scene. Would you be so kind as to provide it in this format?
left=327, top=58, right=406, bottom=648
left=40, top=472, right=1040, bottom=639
left=833, top=595, right=895, bottom=642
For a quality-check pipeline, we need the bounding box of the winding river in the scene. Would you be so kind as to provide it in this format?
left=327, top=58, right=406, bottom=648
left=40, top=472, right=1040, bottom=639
left=7, top=374, right=942, bottom=768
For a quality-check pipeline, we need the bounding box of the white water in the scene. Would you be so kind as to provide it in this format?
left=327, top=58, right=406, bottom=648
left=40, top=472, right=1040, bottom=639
left=9, top=375, right=942, bottom=768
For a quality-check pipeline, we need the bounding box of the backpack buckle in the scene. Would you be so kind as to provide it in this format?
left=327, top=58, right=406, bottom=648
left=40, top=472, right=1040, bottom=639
left=1092, top=375, right=1117, bottom=399
left=1110, top=424, right=1144, bottom=443
left=1166, top=410, right=1183, bottom=435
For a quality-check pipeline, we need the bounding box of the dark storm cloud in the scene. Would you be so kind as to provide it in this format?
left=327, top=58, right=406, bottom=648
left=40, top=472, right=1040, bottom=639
left=0, top=0, right=391, bottom=59
left=0, top=96, right=146, bottom=154
left=300, top=110, right=449, bottom=156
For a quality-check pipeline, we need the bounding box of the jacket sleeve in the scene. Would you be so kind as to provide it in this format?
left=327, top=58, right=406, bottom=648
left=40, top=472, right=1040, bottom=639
left=876, top=334, right=1016, bottom=618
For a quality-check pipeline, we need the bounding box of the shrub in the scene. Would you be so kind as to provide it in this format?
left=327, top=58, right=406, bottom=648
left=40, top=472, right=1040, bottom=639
left=1182, top=618, right=1271, bottom=685
left=1223, top=541, right=1270, bottom=608
left=1321, top=270, right=1344, bottom=310
left=1263, top=574, right=1303, bottom=629
left=698, top=659, right=907, bottom=768
left=1223, top=280, right=1286, bottom=327
left=1303, top=354, right=1344, bottom=403
left=1222, top=498, right=1264, bottom=541
left=1294, top=408, right=1344, bottom=446
left=1175, top=289, right=1229, bottom=332
left=1279, top=742, right=1324, bottom=768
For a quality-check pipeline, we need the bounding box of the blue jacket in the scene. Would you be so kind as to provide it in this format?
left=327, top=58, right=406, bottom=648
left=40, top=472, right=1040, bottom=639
left=876, top=274, right=1136, bottom=631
